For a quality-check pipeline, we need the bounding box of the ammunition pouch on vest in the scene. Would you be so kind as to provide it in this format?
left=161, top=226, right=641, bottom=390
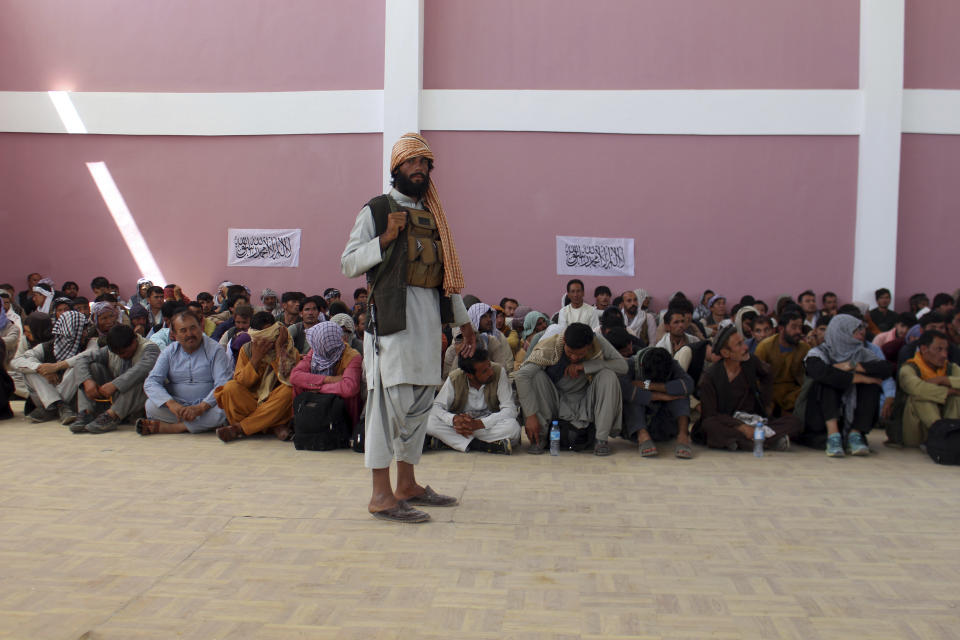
left=364, top=195, right=454, bottom=337
left=405, top=208, right=444, bottom=289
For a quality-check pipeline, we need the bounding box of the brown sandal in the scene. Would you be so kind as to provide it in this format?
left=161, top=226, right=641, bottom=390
left=216, top=425, right=245, bottom=443
left=371, top=501, right=431, bottom=523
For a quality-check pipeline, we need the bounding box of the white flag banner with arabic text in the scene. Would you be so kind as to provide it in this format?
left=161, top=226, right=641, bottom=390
left=228, top=228, right=301, bottom=268
left=556, top=235, right=634, bottom=277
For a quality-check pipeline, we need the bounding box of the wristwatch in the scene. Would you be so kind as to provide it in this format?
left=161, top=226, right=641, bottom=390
left=643, top=380, right=651, bottom=390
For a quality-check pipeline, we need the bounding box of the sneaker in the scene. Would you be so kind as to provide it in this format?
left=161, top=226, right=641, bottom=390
left=70, top=411, right=96, bottom=433
left=527, top=440, right=546, bottom=455
left=86, top=412, right=121, bottom=434
left=492, top=438, right=513, bottom=455
left=28, top=405, right=59, bottom=424
left=826, top=433, right=845, bottom=458
left=847, top=432, right=870, bottom=456
left=594, top=439, right=612, bottom=457
left=58, top=404, right=77, bottom=426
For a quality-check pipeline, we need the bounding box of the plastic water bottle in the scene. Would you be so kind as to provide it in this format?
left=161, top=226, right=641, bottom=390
left=753, top=420, right=765, bottom=458
left=549, top=420, right=560, bottom=456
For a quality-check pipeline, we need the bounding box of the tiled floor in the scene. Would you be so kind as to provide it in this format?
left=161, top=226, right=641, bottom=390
left=1, top=407, right=959, bottom=640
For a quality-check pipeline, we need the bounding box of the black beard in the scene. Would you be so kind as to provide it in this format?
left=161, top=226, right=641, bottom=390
left=393, top=171, right=430, bottom=199
left=783, top=332, right=800, bottom=346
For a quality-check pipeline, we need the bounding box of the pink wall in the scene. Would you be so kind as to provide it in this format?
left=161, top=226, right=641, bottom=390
left=0, top=0, right=384, bottom=91
left=422, top=131, right=859, bottom=315
left=896, top=134, right=960, bottom=308
left=424, top=0, right=859, bottom=90
left=0, top=132, right=382, bottom=302
left=904, top=0, right=960, bottom=89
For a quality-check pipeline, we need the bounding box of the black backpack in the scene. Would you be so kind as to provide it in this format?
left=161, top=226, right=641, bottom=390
left=557, top=420, right=596, bottom=451
left=293, top=392, right=351, bottom=451
left=926, top=419, right=960, bottom=465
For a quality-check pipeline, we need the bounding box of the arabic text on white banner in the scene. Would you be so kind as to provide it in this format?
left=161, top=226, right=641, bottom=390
left=227, top=228, right=301, bottom=268
left=556, top=235, right=634, bottom=277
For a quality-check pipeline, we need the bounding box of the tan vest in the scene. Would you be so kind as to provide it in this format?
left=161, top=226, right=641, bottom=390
left=448, top=364, right=502, bottom=415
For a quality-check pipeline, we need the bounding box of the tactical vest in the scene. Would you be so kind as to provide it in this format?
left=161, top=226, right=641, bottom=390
left=448, top=364, right=502, bottom=415
left=365, top=195, right=454, bottom=336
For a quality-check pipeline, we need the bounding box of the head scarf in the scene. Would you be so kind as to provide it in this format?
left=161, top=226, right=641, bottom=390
left=307, top=321, right=346, bottom=376
left=734, top=305, right=759, bottom=338
left=129, top=304, right=149, bottom=322
left=260, top=288, right=278, bottom=301
left=468, top=303, right=499, bottom=337
left=136, top=278, right=152, bottom=287
left=634, top=289, right=651, bottom=309
left=32, top=285, right=54, bottom=314
left=52, top=310, right=90, bottom=362
left=91, top=302, right=116, bottom=335
left=330, top=313, right=355, bottom=335
left=522, top=311, right=551, bottom=341
left=511, top=305, right=533, bottom=333
left=390, top=133, right=464, bottom=295
left=806, top=314, right=879, bottom=366
left=245, top=321, right=299, bottom=402
left=25, top=312, right=52, bottom=345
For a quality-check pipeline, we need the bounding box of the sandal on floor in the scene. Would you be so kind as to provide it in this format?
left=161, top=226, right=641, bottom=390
left=404, top=485, right=459, bottom=507
left=638, top=439, right=658, bottom=457
left=371, top=501, right=431, bottom=523
left=216, top=425, right=245, bottom=443
left=675, top=442, right=694, bottom=459
left=135, top=418, right=161, bottom=436
left=272, top=425, right=294, bottom=441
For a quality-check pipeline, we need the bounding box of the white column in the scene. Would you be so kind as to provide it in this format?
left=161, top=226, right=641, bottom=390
left=382, top=0, right=424, bottom=190
left=852, top=0, right=905, bottom=304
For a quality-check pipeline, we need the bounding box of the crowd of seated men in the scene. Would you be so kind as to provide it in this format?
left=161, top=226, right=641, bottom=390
left=2, top=272, right=959, bottom=462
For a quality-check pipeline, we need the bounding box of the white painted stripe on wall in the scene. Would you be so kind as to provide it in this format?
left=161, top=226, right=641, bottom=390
left=422, top=90, right=863, bottom=135
left=382, top=0, right=424, bottom=189
left=2, top=88, right=960, bottom=138
left=0, top=91, right=383, bottom=136
left=852, top=0, right=905, bottom=303
left=903, top=90, right=960, bottom=134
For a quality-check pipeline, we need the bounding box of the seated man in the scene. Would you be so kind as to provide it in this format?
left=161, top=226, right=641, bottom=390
left=515, top=322, right=626, bottom=456
left=557, top=279, right=599, bottom=331
left=873, top=311, right=915, bottom=354
left=143, top=286, right=166, bottom=333
left=427, top=347, right=520, bottom=454
left=443, top=303, right=513, bottom=379
left=139, top=310, right=232, bottom=435
left=287, top=295, right=324, bottom=355
left=216, top=303, right=253, bottom=352
left=621, top=346, right=695, bottom=459
left=330, top=312, right=363, bottom=355
left=214, top=312, right=299, bottom=442
left=696, top=325, right=801, bottom=451
left=11, top=310, right=91, bottom=424
left=655, top=307, right=700, bottom=356
left=870, top=288, right=897, bottom=333
left=703, top=295, right=728, bottom=337
left=753, top=310, right=809, bottom=416
left=210, top=294, right=251, bottom=339
left=187, top=301, right=217, bottom=336
left=71, top=324, right=161, bottom=433
left=129, top=304, right=150, bottom=337
left=291, top=320, right=363, bottom=424
left=258, top=288, right=279, bottom=315
left=899, top=330, right=960, bottom=447
left=494, top=305, right=520, bottom=356
left=620, top=289, right=656, bottom=347
left=277, top=291, right=302, bottom=327
left=150, top=300, right=188, bottom=349
left=594, top=285, right=612, bottom=314
left=88, top=301, right=118, bottom=348
left=748, top=315, right=774, bottom=352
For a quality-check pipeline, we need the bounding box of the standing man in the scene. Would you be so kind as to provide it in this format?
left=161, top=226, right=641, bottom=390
left=341, top=133, right=476, bottom=524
